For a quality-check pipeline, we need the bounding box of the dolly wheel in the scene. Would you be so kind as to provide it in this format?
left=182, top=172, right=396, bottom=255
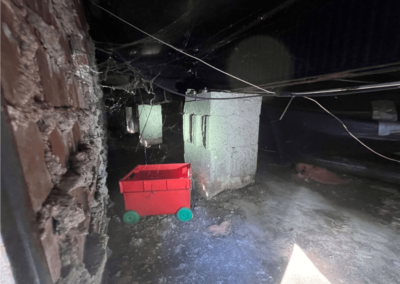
left=176, top=207, right=193, bottom=222
left=123, top=211, right=140, bottom=224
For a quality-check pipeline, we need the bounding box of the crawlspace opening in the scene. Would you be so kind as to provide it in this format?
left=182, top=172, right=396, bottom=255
left=84, top=0, right=400, bottom=283
left=101, top=88, right=400, bottom=284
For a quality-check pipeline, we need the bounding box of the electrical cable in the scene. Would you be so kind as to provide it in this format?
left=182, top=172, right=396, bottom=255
left=279, top=96, right=294, bottom=120
left=150, top=81, right=273, bottom=100
left=295, top=81, right=400, bottom=95
left=155, top=84, right=400, bottom=163
left=290, top=81, right=400, bottom=97
left=92, top=1, right=400, bottom=164
left=88, top=0, right=276, bottom=96
left=92, top=3, right=400, bottom=100
left=303, top=96, right=400, bottom=164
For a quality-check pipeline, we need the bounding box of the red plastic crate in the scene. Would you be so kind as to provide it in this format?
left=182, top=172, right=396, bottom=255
left=119, top=163, right=191, bottom=216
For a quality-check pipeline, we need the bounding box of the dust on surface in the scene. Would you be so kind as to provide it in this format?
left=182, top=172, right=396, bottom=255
left=105, top=142, right=400, bottom=284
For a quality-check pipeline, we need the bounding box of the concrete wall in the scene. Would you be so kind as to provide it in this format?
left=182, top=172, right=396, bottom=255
left=184, top=92, right=262, bottom=199
left=138, top=105, right=163, bottom=146
left=1, top=0, right=109, bottom=283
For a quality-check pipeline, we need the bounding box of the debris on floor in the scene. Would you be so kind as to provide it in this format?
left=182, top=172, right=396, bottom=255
left=129, top=238, right=143, bottom=247
left=104, top=132, right=400, bottom=284
left=295, top=163, right=349, bottom=185
left=208, top=221, right=232, bottom=236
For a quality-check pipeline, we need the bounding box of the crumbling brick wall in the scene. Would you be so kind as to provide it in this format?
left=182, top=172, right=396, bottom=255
left=1, top=0, right=109, bottom=283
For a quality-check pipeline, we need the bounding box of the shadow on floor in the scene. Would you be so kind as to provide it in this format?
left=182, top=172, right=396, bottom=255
left=105, top=129, right=400, bottom=284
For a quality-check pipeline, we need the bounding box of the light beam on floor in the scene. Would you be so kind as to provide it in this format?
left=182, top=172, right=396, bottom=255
left=281, top=244, right=331, bottom=284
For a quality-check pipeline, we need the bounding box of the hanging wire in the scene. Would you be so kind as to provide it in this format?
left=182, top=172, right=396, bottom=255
left=89, top=0, right=276, bottom=95
left=304, top=96, right=400, bottom=164
left=91, top=1, right=400, bottom=164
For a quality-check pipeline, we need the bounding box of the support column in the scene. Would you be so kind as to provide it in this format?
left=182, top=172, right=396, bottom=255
left=184, top=92, right=262, bottom=199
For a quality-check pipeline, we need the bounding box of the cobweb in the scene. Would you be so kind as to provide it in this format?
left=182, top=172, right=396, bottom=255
left=93, top=0, right=290, bottom=93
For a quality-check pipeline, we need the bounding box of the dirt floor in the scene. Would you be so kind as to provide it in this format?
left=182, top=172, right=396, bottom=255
left=104, top=132, right=400, bottom=284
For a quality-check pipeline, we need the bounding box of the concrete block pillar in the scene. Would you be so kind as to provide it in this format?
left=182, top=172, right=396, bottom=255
left=183, top=92, right=262, bottom=199
left=138, top=105, right=163, bottom=146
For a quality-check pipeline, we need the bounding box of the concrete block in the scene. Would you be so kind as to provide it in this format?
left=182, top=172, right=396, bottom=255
left=206, top=116, right=259, bottom=149
left=184, top=99, right=211, bottom=116
left=125, top=107, right=139, bottom=133
left=230, top=145, right=258, bottom=177
left=185, top=92, right=261, bottom=117
left=138, top=105, right=162, bottom=146
left=184, top=92, right=261, bottom=199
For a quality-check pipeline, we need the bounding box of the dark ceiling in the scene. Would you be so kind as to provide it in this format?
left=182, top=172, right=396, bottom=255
left=84, top=0, right=400, bottom=94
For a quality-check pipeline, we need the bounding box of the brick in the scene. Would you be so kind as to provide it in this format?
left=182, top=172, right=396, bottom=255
left=72, top=0, right=87, bottom=31
left=14, top=121, right=53, bottom=212
left=66, top=76, right=80, bottom=108
left=23, top=0, right=55, bottom=26
left=58, top=30, right=73, bottom=64
left=67, top=185, right=91, bottom=263
left=73, top=53, right=89, bottom=68
left=65, top=124, right=79, bottom=155
left=75, top=234, right=86, bottom=263
left=75, top=79, right=87, bottom=108
left=67, top=223, right=90, bottom=265
left=49, top=122, right=81, bottom=169
left=28, top=9, right=70, bottom=69
left=72, top=122, right=81, bottom=147
left=40, top=217, right=61, bottom=282
left=49, top=127, right=69, bottom=167
left=1, top=2, right=22, bottom=105
left=68, top=187, right=89, bottom=212
left=70, top=34, right=86, bottom=54
left=36, top=47, right=70, bottom=107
